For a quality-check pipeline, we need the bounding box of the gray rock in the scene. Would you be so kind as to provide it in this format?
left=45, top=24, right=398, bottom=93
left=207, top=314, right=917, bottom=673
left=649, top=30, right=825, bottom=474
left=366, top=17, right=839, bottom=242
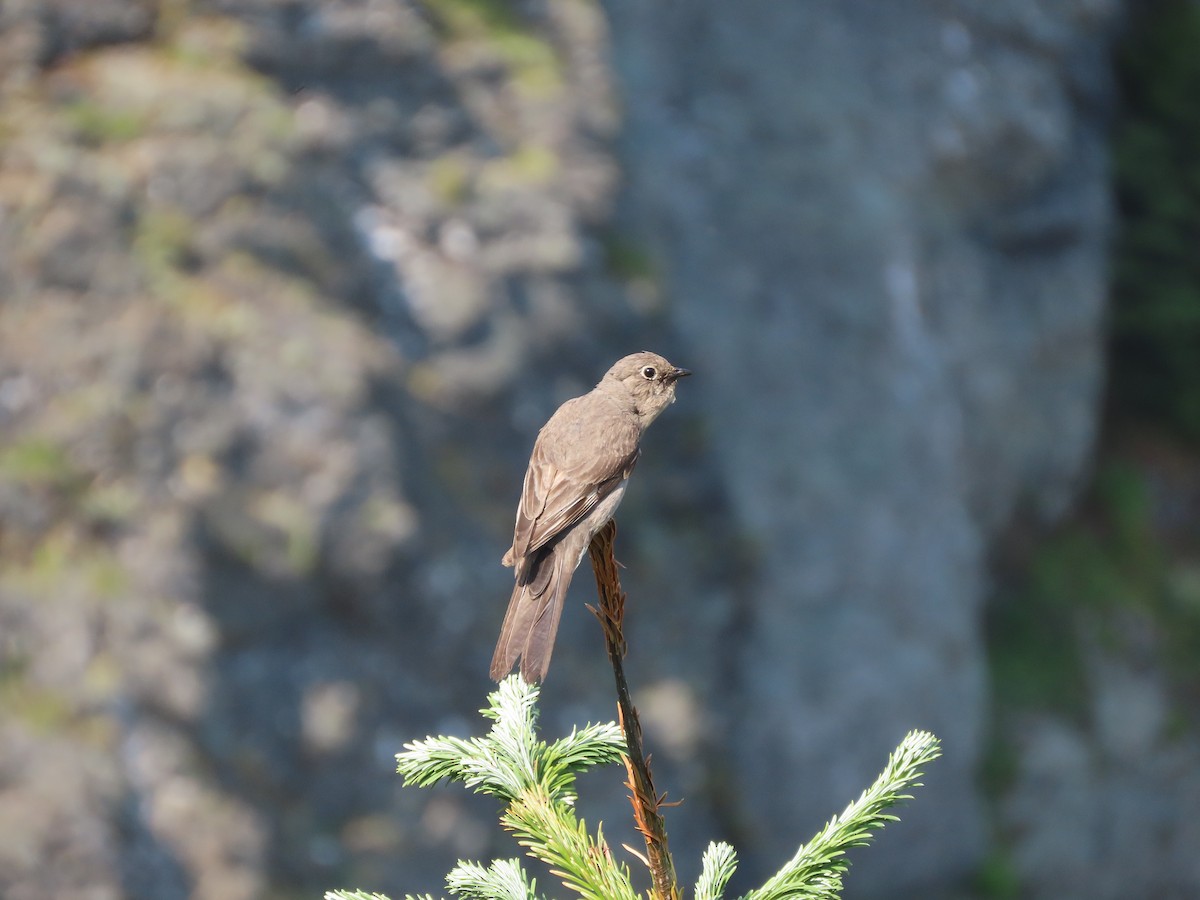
left=0, top=0, right=1153, bottom=898
left=604, top=0, right=1119, bottom=893
left=1002, top=639, right=1200, bottom=899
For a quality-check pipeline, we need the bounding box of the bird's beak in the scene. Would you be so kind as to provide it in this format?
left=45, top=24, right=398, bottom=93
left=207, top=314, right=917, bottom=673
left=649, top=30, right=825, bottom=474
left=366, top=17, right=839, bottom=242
left=669, top=366, right=692, bottom=382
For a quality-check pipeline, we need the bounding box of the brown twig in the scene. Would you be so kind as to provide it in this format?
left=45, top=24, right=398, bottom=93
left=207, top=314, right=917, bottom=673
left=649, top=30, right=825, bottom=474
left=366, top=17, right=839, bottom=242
left=587, top=520, right=681, bottom=900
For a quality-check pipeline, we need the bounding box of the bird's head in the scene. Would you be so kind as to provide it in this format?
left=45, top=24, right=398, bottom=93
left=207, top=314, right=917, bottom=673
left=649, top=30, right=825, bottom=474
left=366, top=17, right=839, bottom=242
left=601, top=351, right=691, bottom=426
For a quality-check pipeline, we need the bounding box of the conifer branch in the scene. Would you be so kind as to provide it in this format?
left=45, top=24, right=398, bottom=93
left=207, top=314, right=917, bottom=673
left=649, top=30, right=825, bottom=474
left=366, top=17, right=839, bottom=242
left=694, top=842, right=739, bottom=900
left=329, top=574, right=942, bottom=900
left=502, top=789, right=639, bottom=900
left=393, top=677, right=635, bottom=900
left=746, top=729, right=943, bottom=900
left=445, top=859, right=542, bottom=900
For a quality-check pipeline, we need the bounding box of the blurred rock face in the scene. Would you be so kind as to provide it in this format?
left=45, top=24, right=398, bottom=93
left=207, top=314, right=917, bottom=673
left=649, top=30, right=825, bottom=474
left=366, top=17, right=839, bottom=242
left=0, top=1, right=651, bottom=897
left=0, top=0, right=1144, bottom=898
left=606, top=0, right=1119, bottom=892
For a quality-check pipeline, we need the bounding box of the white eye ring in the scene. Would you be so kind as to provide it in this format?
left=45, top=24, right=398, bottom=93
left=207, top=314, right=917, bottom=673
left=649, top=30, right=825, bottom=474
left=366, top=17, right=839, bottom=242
left=641, top=366, right=657, bottom=379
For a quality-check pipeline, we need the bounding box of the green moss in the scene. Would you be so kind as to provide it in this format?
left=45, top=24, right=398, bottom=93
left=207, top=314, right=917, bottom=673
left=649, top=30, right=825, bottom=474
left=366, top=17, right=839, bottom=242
left=973, top=849, right=1021, bottom=900
left=80, top=480, right=141, bottom=526
left=600, top=231, right=657, bottom=282
left=211, top=490, right=320, bottom=577
left=495, top=31, right=561, bottom=95
left=85, top=552, right=129, bottom=599
left=985, top=465, right=1140, bottom=717
left=154, top=0, right=194, bottom=44
left=11, top=530, right=130, bottom=601
left=0, top=439, right=79, bottom=489
left=161, top=11, right=249, bottom=64
left=27, top=532, right=70, bottom=585
left=988, top=457, right=1200, bottom=721
left=419, top=0, right=562, bottom=94
left=64, top=100, right=148, bottom=145
left=134, top=208, right=197, bottom=287
left=0, top=680, right=75, bottom=733
left=1160, top=567, right=1200, bottom=685
left=1111, top=0, right=1200, bottom=442
left=480, top=144, right=558, bottom=190
left=977, top=733, right=1019, bottom=801
left=428, top=154, right=472, bottom=205
left=421, top=0, right=515, bottom=34
left=987, top=587, right=1087, bottom=717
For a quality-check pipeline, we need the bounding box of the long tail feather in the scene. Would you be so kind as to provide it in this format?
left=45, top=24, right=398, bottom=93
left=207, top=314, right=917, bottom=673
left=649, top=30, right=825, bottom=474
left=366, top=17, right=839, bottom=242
left=490, top=577, right=536, bottom=680
left=489, top=541, right=576, bottom=682
left=518, top=550, right=571, bottom=682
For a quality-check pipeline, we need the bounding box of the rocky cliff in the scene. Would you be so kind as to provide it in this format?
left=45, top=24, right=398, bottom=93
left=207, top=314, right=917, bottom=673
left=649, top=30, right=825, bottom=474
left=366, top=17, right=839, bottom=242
left=4, top=2, right=1196, bottom=899
left=605, top=0, right=1118, bottom=892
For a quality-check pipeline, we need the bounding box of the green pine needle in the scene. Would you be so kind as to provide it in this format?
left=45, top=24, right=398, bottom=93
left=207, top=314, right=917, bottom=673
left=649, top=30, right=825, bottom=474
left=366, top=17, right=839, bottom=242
left=502, top=789, right=639, bottom=900
left=538, top=720, right=626, bottom=802
left=695, top=841, right=739, bottom=900
left=394, top=676, right=637, bottom=900
left=446, top=858, right=542, bottom=900
left=396, top=676, right=623, bottom=804
left=338, top=678, right=941, bottom=900
left=745, top=729, right=942, bottom=900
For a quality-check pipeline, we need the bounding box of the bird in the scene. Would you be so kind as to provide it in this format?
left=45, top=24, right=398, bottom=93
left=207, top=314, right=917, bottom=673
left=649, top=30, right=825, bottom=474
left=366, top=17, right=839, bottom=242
left=490, top=351, right=691, bottom=683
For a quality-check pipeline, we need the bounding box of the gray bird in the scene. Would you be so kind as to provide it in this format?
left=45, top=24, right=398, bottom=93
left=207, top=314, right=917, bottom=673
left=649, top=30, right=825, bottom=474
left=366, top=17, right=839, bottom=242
left=491, top=351, right=691, bottom=682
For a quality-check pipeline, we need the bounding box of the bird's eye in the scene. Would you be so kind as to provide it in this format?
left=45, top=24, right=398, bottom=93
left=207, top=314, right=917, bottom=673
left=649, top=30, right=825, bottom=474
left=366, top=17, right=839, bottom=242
left=641, top=366, right=657, bottom=380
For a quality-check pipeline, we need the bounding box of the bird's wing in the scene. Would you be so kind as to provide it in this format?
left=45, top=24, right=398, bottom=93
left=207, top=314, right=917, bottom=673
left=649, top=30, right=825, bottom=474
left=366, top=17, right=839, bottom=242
left=509, top=400, right=639, bottom=563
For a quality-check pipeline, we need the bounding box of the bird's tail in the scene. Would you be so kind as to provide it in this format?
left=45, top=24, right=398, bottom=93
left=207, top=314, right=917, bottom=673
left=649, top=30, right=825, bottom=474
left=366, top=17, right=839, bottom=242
left=489, top=542, right=573, bottom=683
